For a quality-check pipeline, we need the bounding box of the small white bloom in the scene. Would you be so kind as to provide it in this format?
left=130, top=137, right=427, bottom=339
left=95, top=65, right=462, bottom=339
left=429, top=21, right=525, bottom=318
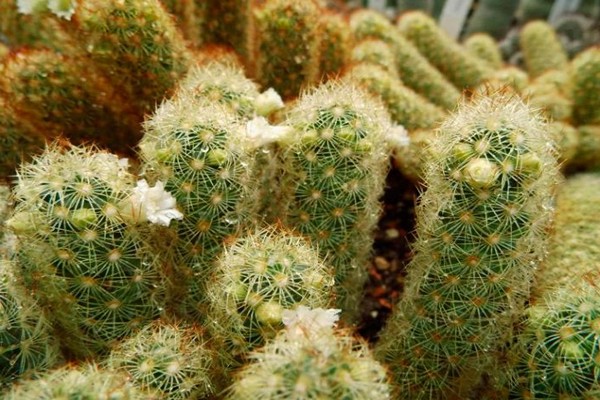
left=246, top=116, right=293, bottom=148
left=254, top=88, right=285, bottom=116
left=121, top=179, right=183, bottom=226
left=386, top=124, right=410, bottom=149
left=282, top=306, right=341, bottom=338
left=47, top=0, right=76, bottom=19
left=16, top=0, right=47, bottom=14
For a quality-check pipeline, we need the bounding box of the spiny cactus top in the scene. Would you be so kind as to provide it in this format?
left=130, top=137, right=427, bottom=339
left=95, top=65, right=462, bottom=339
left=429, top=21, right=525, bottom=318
left=206, top=228, right=335, bottom=357
left=226, top=307, right=391, bottom=400
left=279, top=80, right=391, bottom=319
left=376, top=91, right=560, bottom=399
left=7, top=144, right=166, bottom=358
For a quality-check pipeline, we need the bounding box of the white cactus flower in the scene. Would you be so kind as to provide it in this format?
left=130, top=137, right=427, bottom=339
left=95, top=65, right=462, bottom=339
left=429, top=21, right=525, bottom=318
left=16, top=0, right=46, bottom=14
left=48, top=0, right=76, bottom=19
left=254, top=88, right=285, bottom=116
left=246, top=116, right=293, bottom=148
left=386, top=124, right=410, bottom=149
left=282, top=306, right=341, bottom=339
left=121, top=179, right=183, bottom=226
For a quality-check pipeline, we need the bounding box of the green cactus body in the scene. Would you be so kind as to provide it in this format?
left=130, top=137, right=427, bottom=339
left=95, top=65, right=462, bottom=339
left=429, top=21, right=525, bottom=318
left=206, top=228, right=335, bottom=358
left=7, top=144, right=165, bottom=358
left=226, top=307, right=391, bottom=400
left=396, top=11, right=494, bottom=91
left=463, top=33, right=504, bottom=70
left=0, top=96, right=47, bottom=180
left=546, top=121, right=579, bottom=167
left=139, top=94, right=256, bottom=321
left=251, top=0, right=321, bottom=100
left=279, top=81, right=391, bottom=320
left=0, top=261, right=61, bottom=386
left=571, top=47, right=600, bottom=126
left=1, top=50, right=140, bottom=152
left=349, top=9, right=460, bottom=110
left=177, top=61, right=261, bottom=120
left=204, top=0, right=250, bottom=60
left=569, top=125, right=600, bottom=172
left=346, top=63, right=446, bottom=130
left=351, top=39, right=398, bottom=76
left=531, top=173, right=600, bottom=298
left=463, top=0, right=520, bottom=40
left=106, top=320, right=215, bottom=399
left=477, top=66, right=530, bottom=94
left=72, top=0, right=193, bottom=116
left=524, top=83, right=573, bottom=123
left=376, top=92, right=560, bottom=399
left=520, top=20, right=568, bottom=79
left=160, top=0, right=205, bottom=48
left=516, top=0, right=554, bottom=23
left=4, top=363, right=152, bottom=399
left=513, top=278, right=600, bottom=399
left=392, top=128, right=435, bottom=183
left=317, top=12, right=352, bottom=81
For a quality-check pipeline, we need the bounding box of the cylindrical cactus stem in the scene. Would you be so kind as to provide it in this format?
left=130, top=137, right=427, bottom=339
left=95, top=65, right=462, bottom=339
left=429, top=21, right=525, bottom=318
left=250, top=0, right=322, bottom=100
left=349, top=9, right=460, bottom=110
left=4, top=363, right=151, bottom=399
left=317, top=11, right=352, bottom=81
left=345, top=63, right=446, bottom=131
left=160, top=0, right=205, bottom=48
left=512, top=277, right=600, bottom=399
left=396, top=10, right=494, bottom=91
left=567, top=125, right=600, bottom=172
left=204, top=0, right=250, bottom=61
left=530, top=173, right=600, bottom=299
left=571, top=47, right=600, bottom=126
left=67, top=0, right=193, bottom=117
left=350, top=39, right=399, bottom=76
left=476, top=66, right=529, bottom=94
left=376, top=91, right=560, bottom=399
left=105, top=319, right=216, bottom=399
left=520, top=20, right=568, bottom=79
left=205, top=228, right=335, bottom=359
left=0, top=49, right=140, bottom=153
left=139, top=92, right=257, bottom=321
left=463, top=33, right=504, bottom=69
left=546, top=121, right=579, bottom=168
left=6, top=143, right=167, bottom=358
left=0, top=260, right=62, bottom=385
left=278, top=80, right=392, bottom=321
left=225, top=306, right=392, bottom=400
left=0, top=96, right=47, bottom=180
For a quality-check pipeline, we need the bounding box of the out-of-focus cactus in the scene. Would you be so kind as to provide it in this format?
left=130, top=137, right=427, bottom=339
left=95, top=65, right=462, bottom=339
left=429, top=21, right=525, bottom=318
left=520, top=20, right=569, bottom=79
left=7, top=144, right=167, bottom=358
left=318, top=11, right=352, bottom=81
left=69, top=0, right=193, bottom=117
left=463, top=0, right=520, bottom=40
left=225, top=307, right=391, bottom=400
left=568, top=125, right=600, bottom=172
left=376, top=91, right=560, bottom=399
left=346, top=63, right=446, bottom=130
left=349, top=9, right=460, bottom=110
left=0, top=260, right=62, bottom=386
left=463, top=33, right=504, bottom=69
left=106, top=320, right=216, bottom=399
left=206, top=228, right=335, bottom=358
left=476, top=66, right=529, bottom=94
left=531, top=173, right=600, bottom=298
left=160, top=0, right=205, bottom=48
left=571, top=47, right=600, bottom=126
left=278, top=80, right=391, bottom=320
left=547, top=121, right=580, bottom=167
left=0, top=50, right=140, bottom=153
left=250, top=0, right=321, bottom=99
left=397, top=10, right=494, bottom=91
left=516, top=0, right=554, bottom=23
left=204, top=0, right=250, bottom=61
left=350, top=39, right=398, bottom=76
left=139, top=92, right=256, bottom=321
left=0, top=96, right=47, bottom=180
left=4, top=363, right=153, bottom=399
left=392, top=128, right=435, bottom=183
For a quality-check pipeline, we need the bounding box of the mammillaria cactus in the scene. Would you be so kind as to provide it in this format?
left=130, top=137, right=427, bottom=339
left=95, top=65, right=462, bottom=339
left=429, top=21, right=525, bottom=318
left=206, top=228, right=335, bottom=359
left=520, top=20, right=569, bottom=79
left=376, top=91, right=560, bottom=399
left=463, top=33, right=504, bottom=69
left=226, top=306, right=391, bottom=400
left=571, top=47, right=600, bottom=126
left=6, top=144, right=168, bottom=358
